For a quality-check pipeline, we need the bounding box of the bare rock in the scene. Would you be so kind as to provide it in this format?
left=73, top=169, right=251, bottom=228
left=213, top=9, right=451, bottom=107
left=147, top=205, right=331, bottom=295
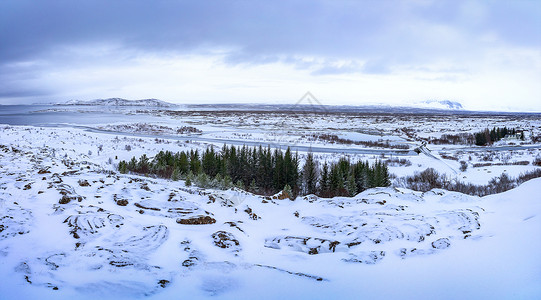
left=78, top=179, right=90, bottom=187
left=212, top=231, right=241, bottom=252
left=116, top=199, right=129, bottom=206
left=176, top=215, right=216, bottom=225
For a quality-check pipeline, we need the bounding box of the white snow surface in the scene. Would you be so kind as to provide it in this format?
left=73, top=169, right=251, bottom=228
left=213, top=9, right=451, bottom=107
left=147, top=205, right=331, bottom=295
left=0, top=125, right=540, bottom=300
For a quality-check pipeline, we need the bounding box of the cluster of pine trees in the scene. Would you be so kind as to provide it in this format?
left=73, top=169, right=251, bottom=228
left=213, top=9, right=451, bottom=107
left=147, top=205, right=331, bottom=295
left=474, top=127, right=521, bottom=146
left=118, top=145, right=390, bottom=198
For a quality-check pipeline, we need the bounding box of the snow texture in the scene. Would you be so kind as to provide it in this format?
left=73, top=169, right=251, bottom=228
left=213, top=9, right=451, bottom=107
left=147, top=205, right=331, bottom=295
left=0, top=125, right=540, bottom=300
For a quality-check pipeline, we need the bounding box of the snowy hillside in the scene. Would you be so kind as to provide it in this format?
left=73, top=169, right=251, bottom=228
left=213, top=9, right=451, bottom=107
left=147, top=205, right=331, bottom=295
left=416, top=100, right=464, bottom=110
left=59, top=98, right=177, bottom=108
left=0, top=125, right=540, bottom=300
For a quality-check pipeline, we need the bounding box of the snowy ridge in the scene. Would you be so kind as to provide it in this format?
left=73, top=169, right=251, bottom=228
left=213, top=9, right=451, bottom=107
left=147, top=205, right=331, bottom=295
left=415, top=100, right=464, bottom=110
left=59, top=98, right=177, bottom=107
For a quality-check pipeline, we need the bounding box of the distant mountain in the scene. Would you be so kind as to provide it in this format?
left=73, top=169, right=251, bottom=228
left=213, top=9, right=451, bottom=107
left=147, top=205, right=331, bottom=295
left=181, top=102, right=470, bottom=114
left=418, top=100, right=464, bottom=110
left=58, top=98, right=177, bottom=107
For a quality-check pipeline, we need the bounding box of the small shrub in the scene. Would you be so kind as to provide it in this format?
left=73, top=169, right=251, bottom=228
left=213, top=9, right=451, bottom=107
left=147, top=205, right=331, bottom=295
left=440, top=153, right=459, bottom=161
left=459, top=161, right=468, bottom=172
left=385, top=157, right=412, bottom=167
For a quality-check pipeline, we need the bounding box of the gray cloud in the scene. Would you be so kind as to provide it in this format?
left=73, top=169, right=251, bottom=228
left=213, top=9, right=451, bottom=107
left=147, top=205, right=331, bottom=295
left=0, top=0, right=539, bottom=106
left=1, top=0, right=538, bottom=66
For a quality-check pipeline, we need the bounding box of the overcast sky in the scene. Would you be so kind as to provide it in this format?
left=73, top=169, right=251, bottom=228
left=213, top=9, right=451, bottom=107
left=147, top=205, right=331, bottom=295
left=1, top=0, right=540, bottom=111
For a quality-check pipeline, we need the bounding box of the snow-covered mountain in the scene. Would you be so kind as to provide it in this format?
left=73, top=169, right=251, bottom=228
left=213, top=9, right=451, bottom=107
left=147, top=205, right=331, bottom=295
left=60, top=98, right=178, bottom=108
left=417, top=100, right=464, bottom=110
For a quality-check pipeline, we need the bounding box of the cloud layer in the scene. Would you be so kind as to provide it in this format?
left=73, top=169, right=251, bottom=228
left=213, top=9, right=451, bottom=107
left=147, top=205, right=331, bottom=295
left=1, top=0, right=540, bottom=110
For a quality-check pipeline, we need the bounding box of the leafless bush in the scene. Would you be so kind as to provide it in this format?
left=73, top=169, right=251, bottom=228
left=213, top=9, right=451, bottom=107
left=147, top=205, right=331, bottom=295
left=459, top=161, right=468, bottom=172
left=473, top=163, right=492, bottom=167
left=177, top=126, right=202, bottom=134
left=429, top=133, right=475, bottom=145
left=395, top=168, right=541, bottom=196
left=473, top=161, right=528, bottom=167
left=481, top=153, right=495, bottom=162
left=517, top=168, right=541, bottom=184
left=531, top=134, right=541, bottom=143
left=307, top=133, right=409, bottom=149
left=395, top=168, right=446, bottom=192
left=440, top=153, right=459, bottom=161
left=385, top=157, right=412, bottom=167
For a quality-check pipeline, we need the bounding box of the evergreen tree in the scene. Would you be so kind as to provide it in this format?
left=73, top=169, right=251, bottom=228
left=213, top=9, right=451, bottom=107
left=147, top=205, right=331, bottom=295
left=235, top=179, right=245, bottom=190
left=273, top=148, right=284, bottom=191
left=118, top=161, right=128, bottom=174
left=303, top=152, right=317, bottom=195
left=213, top=173, right=223, bottom=189
left=202, top=146, right=218, bottom=177
left=138, top=154, right=150, bottom=173
left=319, top=162, right=330, bottom=197
left=346, top=172, right=357, bottom=196
left=128, top=157, right=137, bottom=171
left=189, top=150, right=201, bottom=174
left=283, top=184, right=293, bottom=200
left=249, top=179, right=258, bottom=193
left=171, top=167, right=180, bottom=181
left=117, top=144, right=390, bottom=198
left=177, top=152, right=189, bottom=174
left=222, top=174, right=233, bottom=189
left=196, top=172, right=209, bottom=188
left=185, top=171, right=193, bottom=187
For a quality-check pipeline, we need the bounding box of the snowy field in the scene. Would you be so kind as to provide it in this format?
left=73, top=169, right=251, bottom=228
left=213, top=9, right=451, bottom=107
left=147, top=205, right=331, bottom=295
left=1, top=105, right=541, bottom=299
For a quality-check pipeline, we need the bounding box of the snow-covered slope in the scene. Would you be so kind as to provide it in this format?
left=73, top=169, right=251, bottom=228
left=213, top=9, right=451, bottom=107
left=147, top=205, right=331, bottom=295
left=60, top=98, right=177, bottom=107
left=416, top=100, right=464, bottom=110
left=0, top=126, right=540, bottom=300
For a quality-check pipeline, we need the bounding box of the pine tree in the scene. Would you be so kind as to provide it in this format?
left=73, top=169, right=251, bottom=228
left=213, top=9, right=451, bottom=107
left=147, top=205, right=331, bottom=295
left=346, top=172, right=357, bottom=196
left=177, top=152, right=189, bottom=174
left=202, top=146, right=217, bottom=177
left=128, top=156, right=137, bottom=171
left=185, top=172, right=193, bottom=187
left=303, top=152, right=317, bottom=195
left=273, top=148, right=284, bottom=191
left=138, top=154, right=150, bottom=173
left=196, top=173, right=209, bottom=188
left=189, top=150, right=201, bottom=174
left=213, top=173, right=223, bottom=189
left=171, top=167, right=180, bottom=181
left=319, top=161, right=330, bottom=197
left=283, top=184, right=293, bottom=200
left=249, top=179, right=258, bottom=193
left=222, top=174, right=233, bottom=189
left=235, top=179, right=245, bottom=190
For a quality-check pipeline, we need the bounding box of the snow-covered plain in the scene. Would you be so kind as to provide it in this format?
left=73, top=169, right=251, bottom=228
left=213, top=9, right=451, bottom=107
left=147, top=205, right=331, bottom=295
left=1, top=105, right=541, bottom=299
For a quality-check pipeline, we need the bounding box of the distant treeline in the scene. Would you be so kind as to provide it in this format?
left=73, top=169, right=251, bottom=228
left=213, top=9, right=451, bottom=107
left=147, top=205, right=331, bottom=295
left=118, top=145, right=390, bottom=198
left=307, top=133, right=409, bottom=149
left=429, top=127, right=522, bottom=146
left=474, top=127, right=523, bottom=146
